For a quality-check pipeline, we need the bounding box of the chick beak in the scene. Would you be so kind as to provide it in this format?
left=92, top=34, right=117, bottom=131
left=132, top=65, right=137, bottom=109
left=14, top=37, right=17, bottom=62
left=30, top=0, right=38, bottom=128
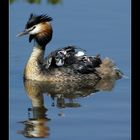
left=16, top=29, right=30, bottom=37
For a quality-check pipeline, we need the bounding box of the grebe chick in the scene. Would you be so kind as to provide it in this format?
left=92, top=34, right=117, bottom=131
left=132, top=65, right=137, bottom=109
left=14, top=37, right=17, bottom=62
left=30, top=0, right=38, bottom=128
left=17, top=13, right=122, bottom=84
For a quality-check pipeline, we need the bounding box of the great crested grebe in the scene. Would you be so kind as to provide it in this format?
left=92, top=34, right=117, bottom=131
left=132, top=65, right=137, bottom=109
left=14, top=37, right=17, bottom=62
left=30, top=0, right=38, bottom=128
left=17, top=13, right=122, bottom=84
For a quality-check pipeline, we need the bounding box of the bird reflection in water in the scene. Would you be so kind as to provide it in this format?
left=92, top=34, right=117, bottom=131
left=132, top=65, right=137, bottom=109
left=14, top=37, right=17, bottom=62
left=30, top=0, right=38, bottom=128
left=17, top=106, right=50, bottom=138
left=17, top=76, right=120, bottom=138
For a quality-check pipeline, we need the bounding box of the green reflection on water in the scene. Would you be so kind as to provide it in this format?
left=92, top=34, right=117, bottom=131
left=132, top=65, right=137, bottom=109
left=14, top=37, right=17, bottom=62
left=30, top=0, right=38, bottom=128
left=26, top=0, right=41, bottom=4
left=10, top=0, right=62, bottom=5
left=10, top=0, right=17, bottom=4
left=47, top=0, right=62, bottom=5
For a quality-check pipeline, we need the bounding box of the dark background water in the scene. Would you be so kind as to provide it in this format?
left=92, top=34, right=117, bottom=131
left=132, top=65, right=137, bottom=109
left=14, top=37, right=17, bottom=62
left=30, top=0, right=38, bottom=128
left=10, top=0, right=130, bottom=139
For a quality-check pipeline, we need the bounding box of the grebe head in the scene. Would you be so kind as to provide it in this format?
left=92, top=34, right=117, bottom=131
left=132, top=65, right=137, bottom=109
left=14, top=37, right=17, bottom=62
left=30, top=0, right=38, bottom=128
left=17, top=13, right=53, bottom=48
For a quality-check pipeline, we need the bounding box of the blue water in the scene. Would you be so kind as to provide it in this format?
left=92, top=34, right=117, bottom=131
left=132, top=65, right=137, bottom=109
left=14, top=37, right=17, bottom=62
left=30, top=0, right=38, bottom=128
left=10, top=0, right=131, bottom=140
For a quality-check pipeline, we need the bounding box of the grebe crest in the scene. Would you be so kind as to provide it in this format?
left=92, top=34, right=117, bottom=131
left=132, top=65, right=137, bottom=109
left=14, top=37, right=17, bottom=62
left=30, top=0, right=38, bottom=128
left=17, top=13, right=122, bottom=83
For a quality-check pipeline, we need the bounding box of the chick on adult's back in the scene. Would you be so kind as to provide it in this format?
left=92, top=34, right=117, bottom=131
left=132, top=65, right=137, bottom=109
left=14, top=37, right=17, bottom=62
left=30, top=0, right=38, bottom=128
left=17, top=13, right=122, bottom=86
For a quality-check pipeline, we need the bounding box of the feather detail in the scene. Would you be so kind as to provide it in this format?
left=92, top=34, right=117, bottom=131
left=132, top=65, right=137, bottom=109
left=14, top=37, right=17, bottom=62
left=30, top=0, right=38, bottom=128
left=26, top=13, right=53, bottom=29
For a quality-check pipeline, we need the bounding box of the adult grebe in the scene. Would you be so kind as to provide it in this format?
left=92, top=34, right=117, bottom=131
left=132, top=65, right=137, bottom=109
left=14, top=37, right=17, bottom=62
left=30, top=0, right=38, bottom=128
left=17, top=13, right=122, bottom=84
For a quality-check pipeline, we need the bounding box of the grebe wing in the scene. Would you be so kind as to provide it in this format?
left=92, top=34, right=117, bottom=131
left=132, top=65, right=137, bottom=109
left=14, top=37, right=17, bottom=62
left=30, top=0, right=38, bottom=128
left=71, top=55, right=102, bottom=74
left=43, top=45, right=102, bottom=74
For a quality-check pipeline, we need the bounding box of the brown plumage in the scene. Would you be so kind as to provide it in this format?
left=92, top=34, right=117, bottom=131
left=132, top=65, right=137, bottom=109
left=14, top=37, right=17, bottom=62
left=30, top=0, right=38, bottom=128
left=17, top=13, right=122, bottom=85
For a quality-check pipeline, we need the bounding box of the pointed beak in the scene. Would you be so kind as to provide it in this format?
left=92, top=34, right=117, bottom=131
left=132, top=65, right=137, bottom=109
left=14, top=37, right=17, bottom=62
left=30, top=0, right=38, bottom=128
left=16, top=29, right=30, bottom=37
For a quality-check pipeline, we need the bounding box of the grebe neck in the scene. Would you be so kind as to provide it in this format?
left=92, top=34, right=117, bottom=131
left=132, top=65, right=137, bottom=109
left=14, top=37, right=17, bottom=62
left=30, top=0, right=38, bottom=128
left=29, top=45, right=45, bottom=62
left=24, top=45, right=45, bottom=80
